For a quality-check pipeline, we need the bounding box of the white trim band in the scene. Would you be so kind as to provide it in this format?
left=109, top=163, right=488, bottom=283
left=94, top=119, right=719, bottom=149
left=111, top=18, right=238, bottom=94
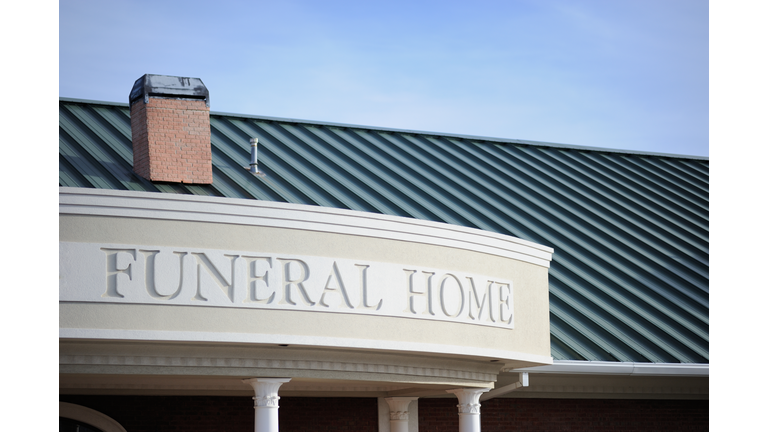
left=59, top=188, right=553, bottom=268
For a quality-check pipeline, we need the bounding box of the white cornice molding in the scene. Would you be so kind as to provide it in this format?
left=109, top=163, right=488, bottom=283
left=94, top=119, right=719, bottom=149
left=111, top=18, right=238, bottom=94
left=60, top=382, right=412, bottom=393
left=510, top=360, right=709, bottom=377
left=59, top=187, right=553, bottom=267
left=59, top=327, right=553, bottom=367
left=59, top=352, right=498, bottom=382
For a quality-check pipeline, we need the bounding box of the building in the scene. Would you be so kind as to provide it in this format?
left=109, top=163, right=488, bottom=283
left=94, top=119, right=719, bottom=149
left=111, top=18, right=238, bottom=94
left=59, top=75, right=708, bottom=431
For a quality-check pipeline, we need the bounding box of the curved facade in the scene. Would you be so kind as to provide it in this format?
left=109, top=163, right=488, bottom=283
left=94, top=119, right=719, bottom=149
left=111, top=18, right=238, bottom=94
left=60, top=187, right=554, bottom=380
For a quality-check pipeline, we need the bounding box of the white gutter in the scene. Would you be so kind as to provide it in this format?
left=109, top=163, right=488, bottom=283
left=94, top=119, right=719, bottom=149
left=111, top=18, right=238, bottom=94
left=509, top=360, right=709, bottom=377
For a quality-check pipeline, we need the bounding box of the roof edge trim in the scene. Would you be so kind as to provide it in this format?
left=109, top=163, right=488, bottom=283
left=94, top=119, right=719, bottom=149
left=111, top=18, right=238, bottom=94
left=58, top=97, right=709, bottom=161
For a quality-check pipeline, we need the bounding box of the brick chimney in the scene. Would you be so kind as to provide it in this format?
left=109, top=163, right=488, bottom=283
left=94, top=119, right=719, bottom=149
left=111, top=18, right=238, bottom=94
left=129, top=74, right=212, bottom=184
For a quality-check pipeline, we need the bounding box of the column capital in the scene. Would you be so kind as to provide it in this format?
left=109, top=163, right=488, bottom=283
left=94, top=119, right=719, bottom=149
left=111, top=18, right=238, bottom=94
left=243, top=378, right=291, bottom=408
left=385, top=397, right=419, bottom=420
left=446, top=388, right=491, bottom=414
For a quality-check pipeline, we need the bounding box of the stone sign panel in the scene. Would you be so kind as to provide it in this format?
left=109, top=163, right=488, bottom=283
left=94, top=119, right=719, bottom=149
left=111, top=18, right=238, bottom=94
left=60, top=242, right=515, bottom=329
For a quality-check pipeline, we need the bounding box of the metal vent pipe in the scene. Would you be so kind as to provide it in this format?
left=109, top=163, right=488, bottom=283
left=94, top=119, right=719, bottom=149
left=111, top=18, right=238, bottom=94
left=250, top=138, right=259, bottom=173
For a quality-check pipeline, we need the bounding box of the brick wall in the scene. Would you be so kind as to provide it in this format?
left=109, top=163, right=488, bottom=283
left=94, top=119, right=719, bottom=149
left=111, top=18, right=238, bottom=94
left=280, top=397, right=378, bottom=431
left=419, top=398, right=708, bottom=432
left=130, top=97, right=212, bottom=184
left=60, top=395, right=707, bottom=431
left=59, top=396, right=378, bottom=432
left=60, top=395, right=252, bottom=432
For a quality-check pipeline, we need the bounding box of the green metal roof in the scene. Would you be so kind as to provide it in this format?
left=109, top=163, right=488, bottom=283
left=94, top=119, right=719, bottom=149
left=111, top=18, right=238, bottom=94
left=59, top=97, right=709, bottom=364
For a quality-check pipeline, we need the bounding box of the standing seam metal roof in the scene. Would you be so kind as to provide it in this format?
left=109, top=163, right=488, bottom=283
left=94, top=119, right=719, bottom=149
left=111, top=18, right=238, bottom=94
left=59, top=97, right=709, bottom=364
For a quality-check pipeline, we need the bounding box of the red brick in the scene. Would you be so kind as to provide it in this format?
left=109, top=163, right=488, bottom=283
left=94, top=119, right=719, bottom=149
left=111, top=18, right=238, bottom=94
left=59, top=395, right=708, bottom=431
left=130, top=97, right=212, bottom=184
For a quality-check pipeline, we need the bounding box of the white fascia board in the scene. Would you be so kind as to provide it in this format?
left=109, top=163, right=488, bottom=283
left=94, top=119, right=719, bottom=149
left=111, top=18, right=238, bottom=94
left=510, top=360, right=709, bottom=377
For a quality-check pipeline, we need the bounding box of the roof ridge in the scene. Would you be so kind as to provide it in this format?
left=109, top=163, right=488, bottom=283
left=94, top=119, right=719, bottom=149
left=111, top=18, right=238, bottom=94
left=59, top=97, right=709, bottom=161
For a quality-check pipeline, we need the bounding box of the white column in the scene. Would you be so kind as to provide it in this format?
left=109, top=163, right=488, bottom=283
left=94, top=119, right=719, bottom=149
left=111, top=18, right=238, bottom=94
left=243, top=378, right=291, bottom=432
left=384, top=397, right=419, bottom=432
left=446, top=388, right=491, bottom=432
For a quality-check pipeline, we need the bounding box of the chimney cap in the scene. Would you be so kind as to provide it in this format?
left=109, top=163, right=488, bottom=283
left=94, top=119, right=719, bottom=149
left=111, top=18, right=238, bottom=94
left=129, top=74, right=210, bottom=107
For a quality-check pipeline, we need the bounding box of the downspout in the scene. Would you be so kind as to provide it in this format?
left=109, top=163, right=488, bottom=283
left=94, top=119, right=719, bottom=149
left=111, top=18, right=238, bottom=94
left=479, top=372, right=528, bottom=401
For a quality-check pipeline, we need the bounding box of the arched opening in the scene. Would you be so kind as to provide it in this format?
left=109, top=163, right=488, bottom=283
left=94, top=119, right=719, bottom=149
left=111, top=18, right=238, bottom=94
left=59, top=402, right=126, bottom=432
left=59, top=416, right=104, bottom=432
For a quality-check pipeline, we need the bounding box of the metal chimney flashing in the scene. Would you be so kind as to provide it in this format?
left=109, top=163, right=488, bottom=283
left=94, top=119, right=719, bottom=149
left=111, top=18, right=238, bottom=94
left=129, top=74, right=210, bottom=107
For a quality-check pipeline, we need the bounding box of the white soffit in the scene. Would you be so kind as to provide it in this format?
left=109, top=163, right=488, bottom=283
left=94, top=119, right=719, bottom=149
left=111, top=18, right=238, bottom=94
left=59, top=188, right=554, bottom=267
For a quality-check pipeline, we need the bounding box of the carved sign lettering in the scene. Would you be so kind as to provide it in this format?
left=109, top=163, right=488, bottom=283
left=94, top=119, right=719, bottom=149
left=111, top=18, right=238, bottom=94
left=60, top=242, right=515, bottom=328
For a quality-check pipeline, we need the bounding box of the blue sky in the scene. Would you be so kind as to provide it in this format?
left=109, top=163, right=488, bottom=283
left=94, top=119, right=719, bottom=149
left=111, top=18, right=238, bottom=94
left=59, top=0, right=708, bottom=156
